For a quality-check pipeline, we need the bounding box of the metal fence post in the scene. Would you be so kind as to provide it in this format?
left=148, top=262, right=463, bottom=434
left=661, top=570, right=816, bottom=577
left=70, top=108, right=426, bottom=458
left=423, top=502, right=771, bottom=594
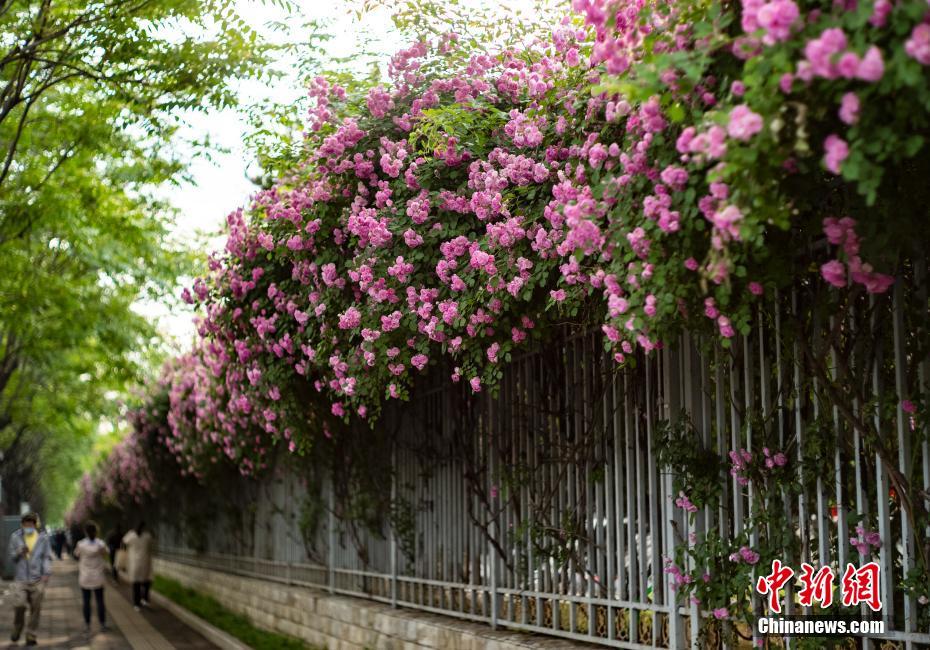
left=390, top=439, right=398, bottom=609
left=285, top=465, right=292, bottom=585
left=893, top=281, right=917, bottom=634
left=661, top=345, right=686, bottom=649
left=328, top=476, right=335, bottom=595
left=489, top=517, right=498, bottom=630
left=252, top=489, right=259, bottom=576
left=489, top=399, right=498, bottom=630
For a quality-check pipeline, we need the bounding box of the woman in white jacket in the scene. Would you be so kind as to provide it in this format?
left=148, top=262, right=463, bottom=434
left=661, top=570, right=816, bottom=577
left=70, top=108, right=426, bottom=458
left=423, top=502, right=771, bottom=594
left=74, top=522, right=109, bottom=633
left=121, top=522, right=154, bottom=610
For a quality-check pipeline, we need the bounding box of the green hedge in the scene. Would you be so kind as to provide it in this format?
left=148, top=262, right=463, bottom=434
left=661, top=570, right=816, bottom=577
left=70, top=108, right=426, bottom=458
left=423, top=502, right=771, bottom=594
left=153, top=575, right=313, bottom=650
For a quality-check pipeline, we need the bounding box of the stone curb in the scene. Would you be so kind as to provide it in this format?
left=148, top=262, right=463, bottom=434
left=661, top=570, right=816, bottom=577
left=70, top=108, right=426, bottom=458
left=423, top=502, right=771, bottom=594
left=150, top=587, right=252, bottom=650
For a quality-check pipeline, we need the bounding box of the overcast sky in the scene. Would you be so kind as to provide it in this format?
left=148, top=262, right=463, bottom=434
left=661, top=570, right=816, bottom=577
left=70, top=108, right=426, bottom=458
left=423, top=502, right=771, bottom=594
left=145, top=0, right=549, bottom=346
left=164, top=1, right=410, bottom=240
left=141, top=0, right=405, bottom=344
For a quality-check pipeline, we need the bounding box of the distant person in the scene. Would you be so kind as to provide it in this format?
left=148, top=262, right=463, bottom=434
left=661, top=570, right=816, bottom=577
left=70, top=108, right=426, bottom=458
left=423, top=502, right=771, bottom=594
left=52, top=529, right=65, bottom=560
left=7, top=513, right=52, bottom=646
left=73, top=522, right=109, bottom=633
left=122, top=522, right=154, bottom=610
left=69, top=523, right=84, bottom=558
left=105, top=525, right=123, bottom=582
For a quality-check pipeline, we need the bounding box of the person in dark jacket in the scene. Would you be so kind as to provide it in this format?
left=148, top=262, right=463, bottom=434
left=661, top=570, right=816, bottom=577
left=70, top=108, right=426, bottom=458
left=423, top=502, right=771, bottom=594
left=105, top=525, right=123, bottom=582
left=7, top=513, right=52, bottom=645
left=52, top=529, right=65, bottom=560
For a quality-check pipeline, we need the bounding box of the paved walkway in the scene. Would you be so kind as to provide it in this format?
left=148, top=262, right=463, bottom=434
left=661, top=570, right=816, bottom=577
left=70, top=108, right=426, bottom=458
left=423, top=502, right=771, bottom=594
left=0, top=560, right=217, bottom=649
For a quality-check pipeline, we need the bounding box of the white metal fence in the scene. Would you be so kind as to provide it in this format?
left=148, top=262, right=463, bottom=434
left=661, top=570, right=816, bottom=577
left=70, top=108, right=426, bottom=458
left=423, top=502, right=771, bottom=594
left=158, top=277, right=930, bottom=649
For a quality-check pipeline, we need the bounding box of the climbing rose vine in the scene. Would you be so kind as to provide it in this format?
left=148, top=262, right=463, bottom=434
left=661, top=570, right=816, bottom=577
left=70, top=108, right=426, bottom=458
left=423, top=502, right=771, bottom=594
left=67, top=430, right=155, bottom=525
left=75, top=0, right=930, bottom=485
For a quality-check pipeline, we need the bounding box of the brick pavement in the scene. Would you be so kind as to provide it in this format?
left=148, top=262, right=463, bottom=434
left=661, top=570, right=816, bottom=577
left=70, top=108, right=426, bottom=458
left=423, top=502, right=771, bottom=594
left=0, top=559, right=217, bottom=649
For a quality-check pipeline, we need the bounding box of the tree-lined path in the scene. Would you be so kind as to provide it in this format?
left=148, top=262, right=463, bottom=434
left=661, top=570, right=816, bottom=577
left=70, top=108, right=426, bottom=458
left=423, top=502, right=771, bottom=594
left=0, top=561, right=215, bottom=649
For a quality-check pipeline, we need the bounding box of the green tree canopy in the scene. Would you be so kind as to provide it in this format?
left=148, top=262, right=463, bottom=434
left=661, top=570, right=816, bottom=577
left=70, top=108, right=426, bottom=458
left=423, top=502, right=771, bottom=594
left=0, top=0, right=273, bottom=523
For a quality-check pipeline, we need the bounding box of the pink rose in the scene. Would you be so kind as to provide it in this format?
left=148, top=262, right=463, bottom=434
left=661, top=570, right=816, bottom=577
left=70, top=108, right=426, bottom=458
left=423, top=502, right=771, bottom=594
left=839, top=92, right=860, bottom=125
left=821, top=260, right=846, bottom=287
left=837, top=51, right=860, bottom=78
left=856, top=46, right=884, bottom=82
left=823, top=134, right=849, bottom=174
left=727, top=104, right=764, bottom=141
left=756, top=0, right=799, bottom=43
left=905, top=24, right=930, bottom=65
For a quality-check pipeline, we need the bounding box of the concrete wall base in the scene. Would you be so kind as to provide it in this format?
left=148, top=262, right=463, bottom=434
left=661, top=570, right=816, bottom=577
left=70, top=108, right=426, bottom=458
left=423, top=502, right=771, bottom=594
left=155, top=558, right=599, bottom=650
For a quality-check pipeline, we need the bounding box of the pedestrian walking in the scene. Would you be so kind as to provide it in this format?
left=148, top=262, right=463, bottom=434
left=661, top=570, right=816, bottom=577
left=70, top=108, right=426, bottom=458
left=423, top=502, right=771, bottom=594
left=7, top=513, right=52, bottom=646
left=73, top=522, right=109, bottom=634
left=122, top=521, right=154, bottom=610
left=51, top=530, right=64, bottom=560
left=105, top=524, right=123, bottom=582
left=68, top=523, right=84, bottom=558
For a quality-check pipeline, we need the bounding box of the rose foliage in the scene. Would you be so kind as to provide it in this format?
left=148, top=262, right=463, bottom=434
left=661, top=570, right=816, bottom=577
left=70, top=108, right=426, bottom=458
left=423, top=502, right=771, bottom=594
left=73, top=0, right=930, bottom=515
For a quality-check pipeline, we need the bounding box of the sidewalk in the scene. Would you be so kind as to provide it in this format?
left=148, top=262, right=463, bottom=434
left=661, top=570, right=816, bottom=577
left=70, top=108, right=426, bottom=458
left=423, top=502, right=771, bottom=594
left=0, top=559, right=217, bottom=649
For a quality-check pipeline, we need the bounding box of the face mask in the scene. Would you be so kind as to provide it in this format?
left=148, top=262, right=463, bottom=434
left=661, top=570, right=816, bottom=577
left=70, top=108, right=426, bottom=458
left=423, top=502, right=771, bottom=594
left=22, top=527, right=35, bottom=535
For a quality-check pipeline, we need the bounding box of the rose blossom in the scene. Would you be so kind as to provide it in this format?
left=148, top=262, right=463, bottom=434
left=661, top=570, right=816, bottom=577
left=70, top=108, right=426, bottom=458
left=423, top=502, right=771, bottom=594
left=727, top=104, right=764, bottom=141
left=823, top=135, right=849, bottom=174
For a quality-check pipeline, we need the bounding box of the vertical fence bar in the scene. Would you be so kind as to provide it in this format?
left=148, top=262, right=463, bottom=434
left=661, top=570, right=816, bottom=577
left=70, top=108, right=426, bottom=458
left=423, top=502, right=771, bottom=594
left=285, top=466, right=292, bottom=585
left=893, top=281, right=916, bottom=637
left=662, top=345, right=683, bottom=649
left=791, top=291, right=810, bottom=617
left=390, top=438, right=398, bottom=608
left=872, top=296, right=895, bottom=625
left=811, top=310, right=831, bottom=569
left=567, top=334, right=576, bottom=626
left=682, top=334, right=701, bottom=650
left=918, top=259, right=930, bottom=544
left=847, top=300, right=873, bottom=636
left=713, top=346, right=729, bottom=601
left=729, top=336, right=744, bottom=545
left=630, top=369, right=643, bottom=642
left=744, top=320, right=761, bottom=649
left=605, top=362, right=617, bottom=642
left=327, top=477, right=335, bottom=595
left=531, top=352, right=544, bottom=628
left=829, top=315, right=849, bottom=575
left=489, top=395, right=498, bottom=631
left=585, top=337, right=596, bottom=639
